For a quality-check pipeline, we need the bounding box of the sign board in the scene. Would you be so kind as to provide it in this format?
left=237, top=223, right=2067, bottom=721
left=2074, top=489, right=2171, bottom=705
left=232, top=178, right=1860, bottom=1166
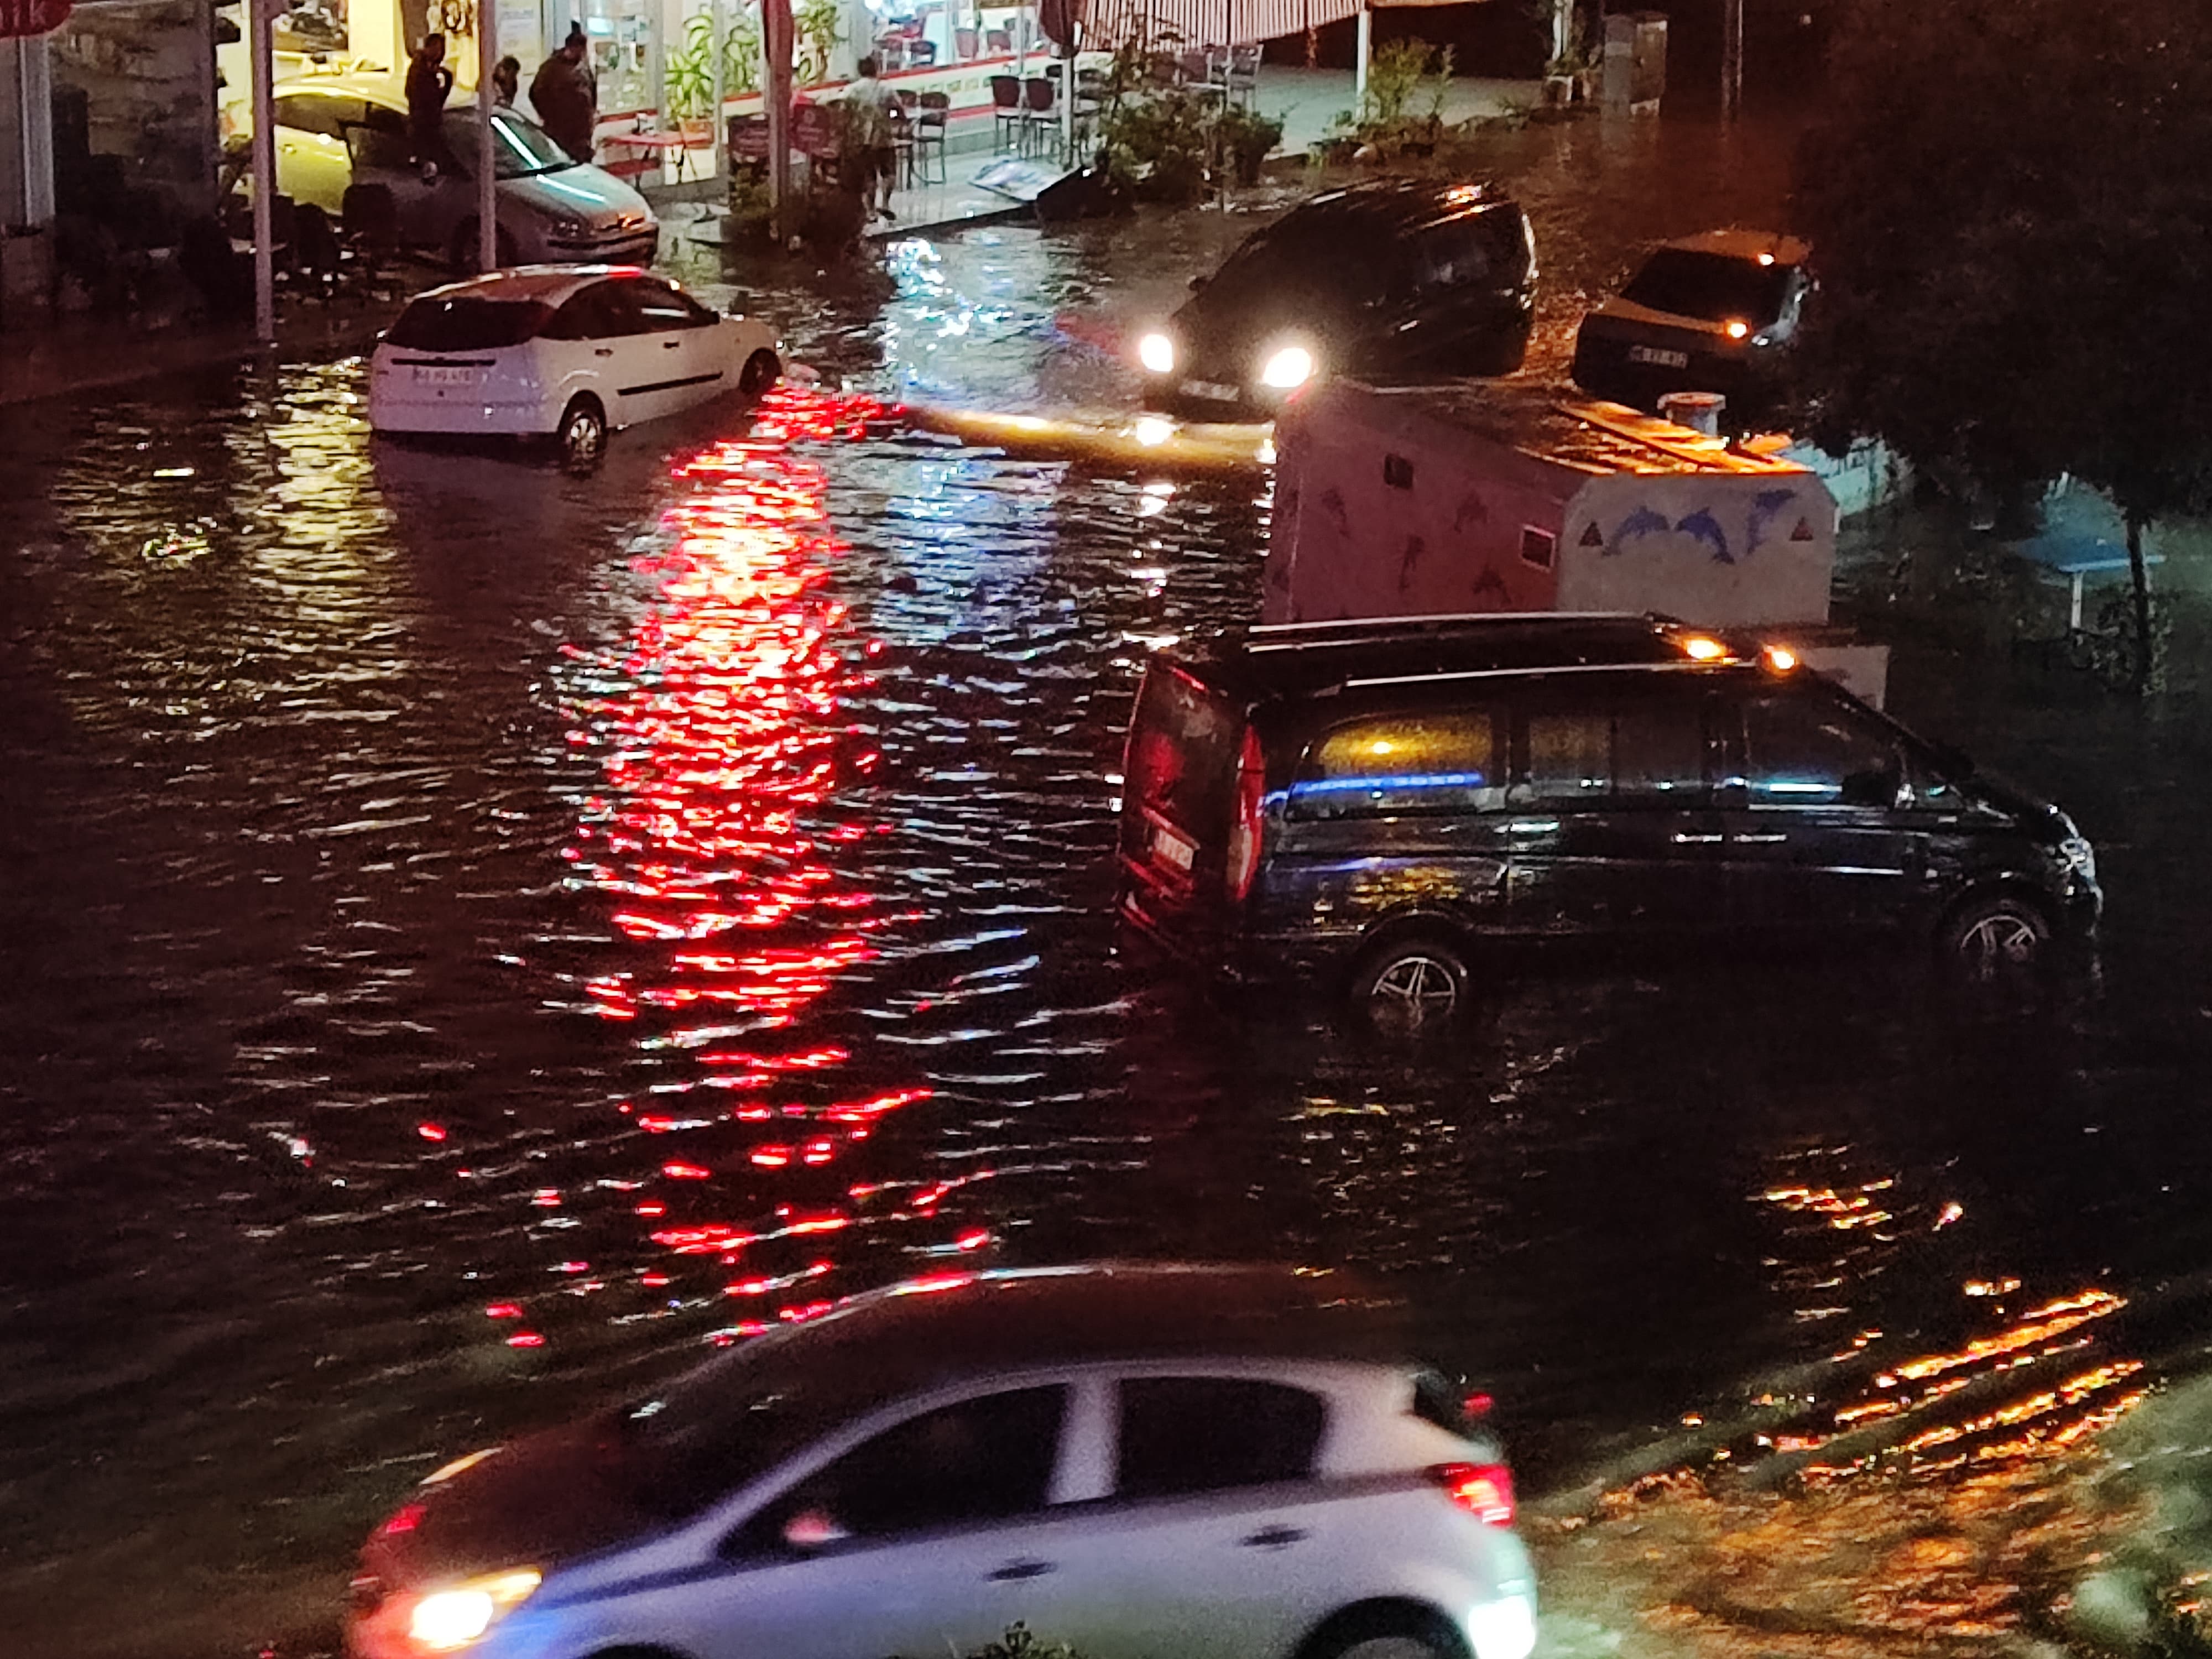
left=0, top=0, right=71, bottom=37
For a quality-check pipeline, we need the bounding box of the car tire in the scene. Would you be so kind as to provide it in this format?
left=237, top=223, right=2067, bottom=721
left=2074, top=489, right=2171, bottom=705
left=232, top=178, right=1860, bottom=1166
left=1937, top=892, right=2052, bottom=983
left=1306, top=1606, right=1470, bottom=1659
left=739, top=348, right=782, bottom=397
left=556, top=395, right=608, bottom=474
left=450, top=220, right=519, bottom=275
left=1349, top=933, right=1473, bottom=1038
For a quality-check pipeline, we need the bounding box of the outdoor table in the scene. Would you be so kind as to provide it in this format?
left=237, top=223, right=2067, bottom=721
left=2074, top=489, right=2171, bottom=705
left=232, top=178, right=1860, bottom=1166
left=2004, top=530, right=2163, bottom=633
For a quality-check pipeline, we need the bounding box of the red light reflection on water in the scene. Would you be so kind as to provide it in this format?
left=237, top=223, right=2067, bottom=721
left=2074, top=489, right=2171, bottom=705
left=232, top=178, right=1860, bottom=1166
left=519, top=388, right=977, bottom=1353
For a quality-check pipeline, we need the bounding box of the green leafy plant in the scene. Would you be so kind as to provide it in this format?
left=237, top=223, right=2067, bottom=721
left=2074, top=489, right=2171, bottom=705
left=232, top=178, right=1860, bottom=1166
left=1212, top=102, right=1283, bottom=184
left=965, top=1624, right=1083, bottom=1659
left=1099, top=86, right=1215, bottom=204
left=795, top=0, right=842, bottom=86
left=1335, top=38, right=1453, bottom=151
left=668, top=11, right=761, bottom=121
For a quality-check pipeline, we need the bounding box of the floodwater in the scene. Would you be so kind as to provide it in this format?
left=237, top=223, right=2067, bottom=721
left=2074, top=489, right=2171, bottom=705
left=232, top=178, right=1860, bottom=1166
left=4, top=114, right=2212, bottom=1659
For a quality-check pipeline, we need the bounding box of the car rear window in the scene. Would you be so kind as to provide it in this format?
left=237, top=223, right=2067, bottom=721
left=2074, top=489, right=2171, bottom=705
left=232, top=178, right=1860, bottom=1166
left=1126, top=664, right=1241, bottom=839
left=387, top=296, right=552, bottom=352
left=1292, top=712, right=1501, bottom=820
left=1115, top=1378, right=1326, bottom=1499
left=1620, top=248, right=1793, bottom=326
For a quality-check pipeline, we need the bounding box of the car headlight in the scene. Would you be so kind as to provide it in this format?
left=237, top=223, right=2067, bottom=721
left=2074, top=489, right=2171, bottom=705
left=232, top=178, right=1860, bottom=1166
left=408, top=1568, right=542, bottom=1652
left=1260, top=345, right=1314, bottom=389
left=551, top=215, right=586, bottom=239
left=1138, top=332, right=1176, bottom=375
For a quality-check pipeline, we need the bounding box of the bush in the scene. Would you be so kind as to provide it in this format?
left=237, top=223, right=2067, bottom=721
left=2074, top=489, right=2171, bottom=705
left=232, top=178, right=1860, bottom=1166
left=1099, top=88, right=1215, bottom=203
left=966, top=1624, right=1083, bottom=1659
left=1214, top=103, right=1284, bottom=184
left=1335, top=38, right=1454, bottom=153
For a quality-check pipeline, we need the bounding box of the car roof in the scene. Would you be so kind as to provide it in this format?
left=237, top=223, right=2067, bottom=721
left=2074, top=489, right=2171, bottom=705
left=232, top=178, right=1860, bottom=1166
left=407, top=264, right=660, bottom=306
left=731, top=1262, right=1413, bottom=1381
left=1166, top=613, right=1767, bottom=706
left=1654, top=228, right=1812, bottom=267
left=270, top=71, right=408, bottom=107
left=1284, top=178, right=1522, bottom=233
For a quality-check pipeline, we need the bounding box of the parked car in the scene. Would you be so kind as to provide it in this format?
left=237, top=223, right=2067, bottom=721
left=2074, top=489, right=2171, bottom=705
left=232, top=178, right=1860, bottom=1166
left=1118, top=615, right=2100, bottom=1033
left=345, top=1262, right=1538, bottom=1659
left=1138, top=181, right=1538, bottom=420
left=368, top=267, right=782, bottom=465
left=270, top=74, right=657, bottom=270
left=1570, top=230, right=1812, bottom=419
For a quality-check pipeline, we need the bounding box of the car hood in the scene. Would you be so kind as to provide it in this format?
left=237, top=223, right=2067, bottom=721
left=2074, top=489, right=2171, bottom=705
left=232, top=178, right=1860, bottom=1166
left=358, top=1413, right=658, bottom=1591
left=502, top=165, right=656, bottom=230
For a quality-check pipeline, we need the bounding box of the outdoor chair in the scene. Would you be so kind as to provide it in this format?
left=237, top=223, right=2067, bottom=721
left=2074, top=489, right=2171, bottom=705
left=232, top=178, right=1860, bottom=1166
left=889, top=94, right=920, bottom=188
left=990, top=74, right=1024, bottom=149
left=877, top=36, right=906, bottom=70
left=1020, top=76, right=1059, bottom=158
left=340, top=181, right=400, bottom=294
left=907, top=39, right=937, bottom=66
left=915, top=91, right=950, bottom=182
left=290, top=200, right=348, bottom=302
left=954, top=26, right=978, bottom=58
left=1227, top=43, right=1261, bottom=105
left=1178, top=50, right=1223, bottom=97
left=986, top=27, right=1011, bottom=52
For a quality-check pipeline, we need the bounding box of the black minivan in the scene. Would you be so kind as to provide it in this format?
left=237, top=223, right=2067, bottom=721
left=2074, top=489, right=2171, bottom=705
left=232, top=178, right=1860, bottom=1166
left=1137, top=180, right=1538, bottom=420
left=1117, top=615, right=2100, bottom=1031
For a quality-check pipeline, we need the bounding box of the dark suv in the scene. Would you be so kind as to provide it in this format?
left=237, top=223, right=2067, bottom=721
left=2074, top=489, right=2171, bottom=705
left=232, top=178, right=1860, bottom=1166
left=1138, top=181, right=1538, bottom=420
left=1117, top=615, right=2100, bottom=1031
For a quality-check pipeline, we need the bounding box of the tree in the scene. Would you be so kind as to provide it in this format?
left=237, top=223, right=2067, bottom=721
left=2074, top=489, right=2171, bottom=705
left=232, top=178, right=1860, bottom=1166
left=1791, top=0, right=2212, bottom=689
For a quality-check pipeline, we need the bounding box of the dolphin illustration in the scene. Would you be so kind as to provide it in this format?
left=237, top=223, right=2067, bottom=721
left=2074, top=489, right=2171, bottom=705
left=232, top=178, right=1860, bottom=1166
left=1674, top=507, right=1732, bottom=564
left=1745, top=488, right=1797, bottom=557
left=1611, top=505, right=1673, bottom=551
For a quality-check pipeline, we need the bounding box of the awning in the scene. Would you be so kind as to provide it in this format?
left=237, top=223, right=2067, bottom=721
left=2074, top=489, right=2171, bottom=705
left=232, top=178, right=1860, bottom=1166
left=1081, top=0, right=1479, bottom=48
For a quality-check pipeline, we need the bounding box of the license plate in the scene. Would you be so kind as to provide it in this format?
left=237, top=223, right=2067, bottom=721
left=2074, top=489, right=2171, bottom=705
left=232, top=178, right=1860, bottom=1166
left=1628, top=345, right=1691, bottom=368
left=1180, top=378, right=1239, bottom=401
left=1151, top=824, right=1197, bottom=873
left=411, top=366, right=477, bottom=385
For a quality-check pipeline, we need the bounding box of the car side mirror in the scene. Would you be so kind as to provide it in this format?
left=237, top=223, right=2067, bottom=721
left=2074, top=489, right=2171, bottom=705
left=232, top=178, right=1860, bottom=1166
left=1187, top=274, right=1208, bottom=294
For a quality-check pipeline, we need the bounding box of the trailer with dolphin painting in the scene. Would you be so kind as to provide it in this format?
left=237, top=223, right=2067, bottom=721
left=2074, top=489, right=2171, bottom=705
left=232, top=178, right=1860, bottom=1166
left=1263, top=378, right=1889, bottom=702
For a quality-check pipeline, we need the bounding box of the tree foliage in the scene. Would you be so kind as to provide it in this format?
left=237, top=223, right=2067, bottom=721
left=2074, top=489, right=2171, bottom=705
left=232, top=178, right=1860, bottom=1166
left=1792, top=0, right=2212, bottom=535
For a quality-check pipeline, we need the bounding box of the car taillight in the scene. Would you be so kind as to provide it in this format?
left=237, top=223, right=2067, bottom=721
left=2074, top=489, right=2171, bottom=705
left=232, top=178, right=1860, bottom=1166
left=1224, top=724, right=1265, bottom=901
left=1432, top=1461, right=1516, bottom=1527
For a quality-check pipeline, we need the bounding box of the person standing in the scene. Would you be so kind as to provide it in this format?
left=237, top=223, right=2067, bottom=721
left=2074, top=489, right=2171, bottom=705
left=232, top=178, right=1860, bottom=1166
left=530, top=25, right=599, bottom=164
left=842, top=55, right=898, bottom=222
left=405, top=32, right=455, bottom=171
left=492, top=55, right=521, bottom=109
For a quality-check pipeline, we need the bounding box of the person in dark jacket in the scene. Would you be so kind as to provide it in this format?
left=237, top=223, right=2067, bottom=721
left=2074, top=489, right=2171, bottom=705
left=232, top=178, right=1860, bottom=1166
left=405, top=33, right=454, bottom=170
left=530, top=26, right=598, bottom=163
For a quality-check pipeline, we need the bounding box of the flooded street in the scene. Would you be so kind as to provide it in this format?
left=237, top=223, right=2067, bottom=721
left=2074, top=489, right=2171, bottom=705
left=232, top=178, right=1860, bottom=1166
left=5, top=114, right=2212, bottom=1659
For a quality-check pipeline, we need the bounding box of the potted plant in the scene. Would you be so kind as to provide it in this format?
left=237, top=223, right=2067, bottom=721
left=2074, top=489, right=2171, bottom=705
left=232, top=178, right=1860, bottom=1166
left=1212, top=103, right=1282, bottom=186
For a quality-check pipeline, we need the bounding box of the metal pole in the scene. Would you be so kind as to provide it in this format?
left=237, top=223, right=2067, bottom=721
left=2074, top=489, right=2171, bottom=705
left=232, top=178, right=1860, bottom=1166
left=764, top=0, right=791, bottom=240
left=1720, top=0, right=1741, bottom=117
left=479, top=1, right=499, bottom=267
left=251, top=0, right=275, bottom=342
left=710, top=0, right=728, bottom=181
left=1353, top=3, right=1369, bottom=114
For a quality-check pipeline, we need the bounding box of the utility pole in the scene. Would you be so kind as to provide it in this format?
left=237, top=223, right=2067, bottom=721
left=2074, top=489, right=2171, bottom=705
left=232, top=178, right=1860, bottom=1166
left=250, top=0, right=274, bottom=341
left=1721, top=0, right=1743, bottom=117
left=477, top=0, right=497, bottom=270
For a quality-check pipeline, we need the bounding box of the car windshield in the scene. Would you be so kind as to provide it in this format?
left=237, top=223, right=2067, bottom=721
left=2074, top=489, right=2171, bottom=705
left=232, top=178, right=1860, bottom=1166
left=385, top=295, right=552, bottom=351
left=1620, top=248, right=1794, bottom=325
left=1199, top=207, right=1405, bottom=311
left=440, top=107, right=576, bottom=179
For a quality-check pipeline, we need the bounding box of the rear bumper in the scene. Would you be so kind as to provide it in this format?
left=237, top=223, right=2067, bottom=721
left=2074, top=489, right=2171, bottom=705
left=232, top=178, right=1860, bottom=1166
left=368, top=392, right=552, bottom=438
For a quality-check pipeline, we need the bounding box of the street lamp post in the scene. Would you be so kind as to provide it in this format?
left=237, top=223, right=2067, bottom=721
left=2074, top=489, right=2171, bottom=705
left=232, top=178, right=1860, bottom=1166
left=1721, top=0, right=1743, bottom=117
left=477, top=1, right=498, bottom=270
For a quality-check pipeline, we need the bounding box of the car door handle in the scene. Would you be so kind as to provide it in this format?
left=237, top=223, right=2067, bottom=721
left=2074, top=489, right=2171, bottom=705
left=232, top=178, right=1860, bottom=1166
left=593, top=347, right=613, bottom=357
left=1732, top=833, right=1788, bottom=844
left=663, top=338, right=682, bottom=348
left=1239, top=1525, right=1308, bottom=1549
left=1671, top=832, right=1723, bottom=844
left=987, top=1559, right=1057, bottom=1582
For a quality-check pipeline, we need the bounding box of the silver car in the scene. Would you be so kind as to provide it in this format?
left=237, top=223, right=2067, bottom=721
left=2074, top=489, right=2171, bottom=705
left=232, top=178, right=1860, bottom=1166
left=345, top=1263, right=1540, bottom=1659
left=270, top=75, right=657, bottom=270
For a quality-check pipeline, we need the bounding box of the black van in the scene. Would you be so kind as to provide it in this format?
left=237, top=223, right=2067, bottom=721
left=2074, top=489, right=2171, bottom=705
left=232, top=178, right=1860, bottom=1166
left=1137, top=181, right=1538, bottom=421
left=1117, top=615, right=2100, bottom=1030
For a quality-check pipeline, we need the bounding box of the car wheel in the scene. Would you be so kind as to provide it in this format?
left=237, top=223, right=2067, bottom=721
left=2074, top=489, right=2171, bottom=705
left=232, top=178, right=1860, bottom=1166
left=1938, top=893, right=2052, bottom=983
left=1325, top=1641, right=1455, bottom=1659
left=1306, top=1606, right=1470, bottom=1659
left=739, top=348, right=782, bottom=397
left=556, top=395, right=607, bottom=473
left=1349, top=934, right=1472, bottom=1037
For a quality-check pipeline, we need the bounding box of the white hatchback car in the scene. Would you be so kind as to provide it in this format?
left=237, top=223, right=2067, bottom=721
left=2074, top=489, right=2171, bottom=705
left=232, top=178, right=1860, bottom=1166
left=345, top=1264, right=1539, bottom=1659
left=368, top=267, right=781, bottom=465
